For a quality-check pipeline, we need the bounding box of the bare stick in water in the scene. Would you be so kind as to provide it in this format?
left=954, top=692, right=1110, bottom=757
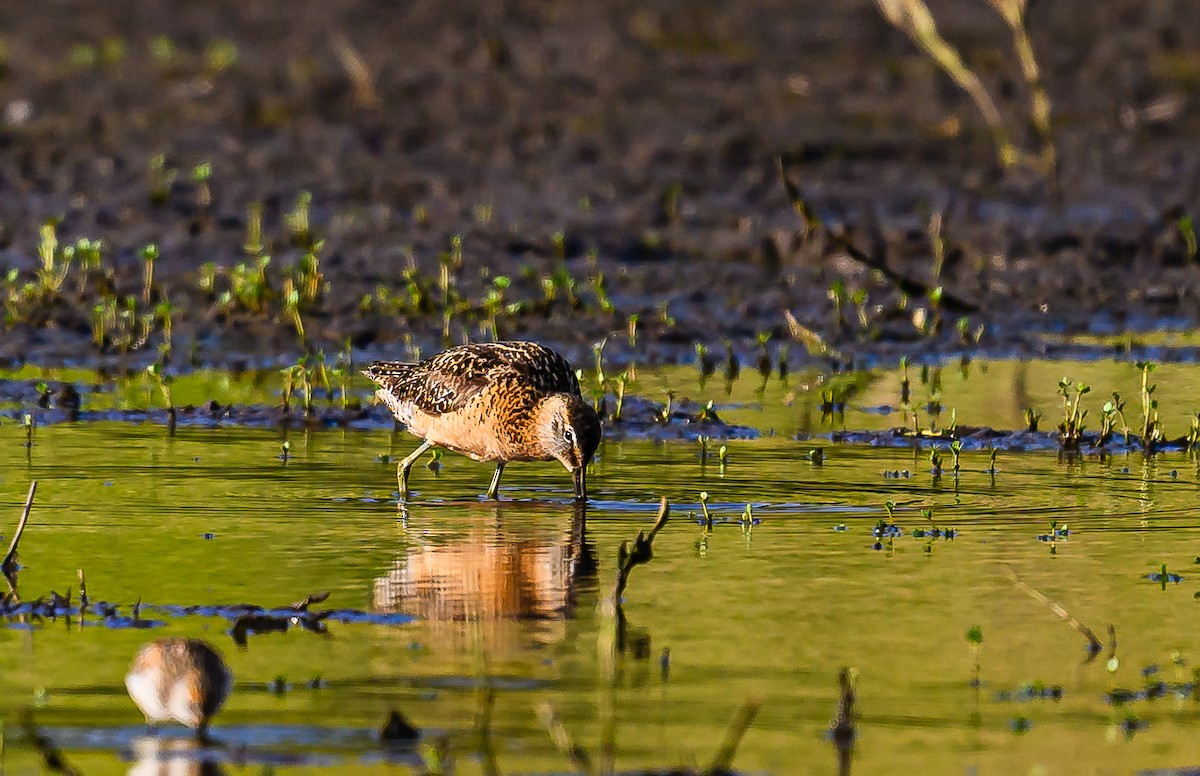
left=612, top=497, right=670, bottom=601
left=1, top=481, right=37, bottom=576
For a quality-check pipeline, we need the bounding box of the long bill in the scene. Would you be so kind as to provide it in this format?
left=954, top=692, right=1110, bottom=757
left=572, top=465, right=587, bottom=501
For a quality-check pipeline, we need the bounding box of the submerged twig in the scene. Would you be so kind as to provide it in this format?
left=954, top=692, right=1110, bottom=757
left=2, top=481, right=38, bottom=580
left=1005, top=566, right=1102, bottom=661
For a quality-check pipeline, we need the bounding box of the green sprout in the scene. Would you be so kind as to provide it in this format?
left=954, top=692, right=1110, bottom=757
left=287, top=191, right=313, bottom=247
left=1178, top=213, right=1197, bottom=262
left=1056, top=378, right=1090, bottom=449
left=613, top=372, right=627, bottom=422
left=591, top=272, right=614, bottom=314
left=827, top=280, right=846, bottom=328
left=155, top=298, right=174, bottom=355
left=140, top=243, right=159, bottom=304
left=146, top=362, right=175, bottom=421
left=1100, top=392, right=1129, bottom=446
left=204, top=39, right=239, bottom=74
left=148, top=153, right=176, bottom=206
left=592, top=337, right=607, bottom=385
left=191, top=162, right=212, bottom=209
left=198, top=261, right=218, bottom=296
left=243, top=202, right=264, bottom=256
left=1136, top=361, right=1164, bottom=450
left=36, top=220, right=68, bottom=297
left=149, top=35, right=177, bottom=68
left=656, top=390, right=674, bottom=425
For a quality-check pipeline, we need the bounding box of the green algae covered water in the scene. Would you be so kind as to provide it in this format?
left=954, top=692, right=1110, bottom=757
left=3, top=359, right=1200, bottom=774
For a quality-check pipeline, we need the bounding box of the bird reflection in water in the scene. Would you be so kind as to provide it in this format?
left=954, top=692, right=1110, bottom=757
left=126, top=737, right=226, bottom=776
left=373, top=502, right=597, bottom=647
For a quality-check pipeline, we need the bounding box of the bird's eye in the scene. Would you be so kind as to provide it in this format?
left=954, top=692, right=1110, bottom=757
left=564, top=427, right=576, bottom=445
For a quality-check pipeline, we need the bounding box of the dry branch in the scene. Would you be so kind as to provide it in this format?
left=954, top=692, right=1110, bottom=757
left=1, top=481, right=38, bottom=577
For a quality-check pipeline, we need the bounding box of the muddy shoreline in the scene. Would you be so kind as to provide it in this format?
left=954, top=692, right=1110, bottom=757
left=2, top=1, right=1200, bottom=370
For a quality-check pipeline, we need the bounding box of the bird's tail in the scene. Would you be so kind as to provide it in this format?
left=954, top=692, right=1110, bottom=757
left=362, top=361, right=414, bottom=385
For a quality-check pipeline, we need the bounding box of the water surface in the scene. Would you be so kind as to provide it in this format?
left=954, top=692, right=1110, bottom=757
left=3, top=360, right=1200, bottom=774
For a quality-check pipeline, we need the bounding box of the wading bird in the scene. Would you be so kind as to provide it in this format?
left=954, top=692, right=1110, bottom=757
left=364, top=341, right=602, bottom=500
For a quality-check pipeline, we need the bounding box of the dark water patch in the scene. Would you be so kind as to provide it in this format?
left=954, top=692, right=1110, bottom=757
left=599, top=395, right=759, bottom=441
left=144, top=600, right=418, bottom=645
left=2, top=595, right=414, bottom=634
left=1, top=595, right=166, bottom=630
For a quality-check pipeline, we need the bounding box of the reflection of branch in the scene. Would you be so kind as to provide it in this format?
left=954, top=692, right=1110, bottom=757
left=474, top=687, right=501, bottom=776
left=830, top=668, right=857, bottom=776
left=537, top=703, right=593, bottom=775
left=706, top=699, right=762, bottom=774
left=21, top=709, right=82, bottom=776
left=607, top=498, right=671, bottom=655
left=2, top=481, right=37, bottom=586
left=1005, top=565, right=1102, bottom=661
left=540, top=499, right=759, bottom=775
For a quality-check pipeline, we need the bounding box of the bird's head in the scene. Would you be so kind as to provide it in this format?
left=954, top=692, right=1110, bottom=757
left=536, top=393, right=602, bottom=500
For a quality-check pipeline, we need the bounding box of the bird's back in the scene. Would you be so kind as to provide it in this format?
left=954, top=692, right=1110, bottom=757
left=364, top=341, right=581, bottom=419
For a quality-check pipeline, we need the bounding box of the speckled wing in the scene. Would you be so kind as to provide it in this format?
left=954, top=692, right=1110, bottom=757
left=363, top=341, right=580, bottom=417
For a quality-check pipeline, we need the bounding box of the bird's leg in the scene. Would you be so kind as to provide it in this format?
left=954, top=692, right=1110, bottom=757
left=397, top=440, right=433, bottom=500
left=486, top=463, right=506, bottom=499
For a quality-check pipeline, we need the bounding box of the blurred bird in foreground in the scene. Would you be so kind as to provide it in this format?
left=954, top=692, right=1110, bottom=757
left=125, top=638, right=232, bottom=741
